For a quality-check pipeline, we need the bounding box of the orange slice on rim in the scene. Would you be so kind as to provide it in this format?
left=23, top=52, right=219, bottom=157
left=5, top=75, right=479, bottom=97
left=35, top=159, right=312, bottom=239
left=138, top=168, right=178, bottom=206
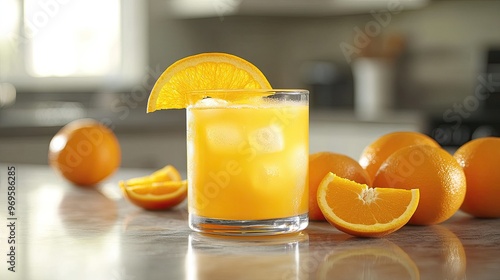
left=317, top=172, right=419, bottom=237
left=146, top=52, right=272, bottom=112
left=119, top=165, right=187, bottom=210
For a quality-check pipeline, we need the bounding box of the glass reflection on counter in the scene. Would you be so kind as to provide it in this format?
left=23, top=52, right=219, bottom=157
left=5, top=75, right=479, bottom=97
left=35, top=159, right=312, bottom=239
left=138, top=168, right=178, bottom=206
left=186, top=232, right=309, bottom=280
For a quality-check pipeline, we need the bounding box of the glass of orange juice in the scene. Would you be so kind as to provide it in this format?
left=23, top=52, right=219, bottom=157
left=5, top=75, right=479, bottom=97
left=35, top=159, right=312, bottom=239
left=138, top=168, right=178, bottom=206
left=186, top=89, right=309, bottom=235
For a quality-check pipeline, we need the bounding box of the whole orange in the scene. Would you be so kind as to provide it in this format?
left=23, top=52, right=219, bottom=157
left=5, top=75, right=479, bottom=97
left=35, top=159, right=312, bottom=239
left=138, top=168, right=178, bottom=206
left=359, top=131, right=440, bottom=182
left=309, top=152, right=371, bottom=221
left=453, top=137, right=500, bottom=218
left=48, top=119, right=121, bottom=186
left=373, top=145, right=466, bottom=225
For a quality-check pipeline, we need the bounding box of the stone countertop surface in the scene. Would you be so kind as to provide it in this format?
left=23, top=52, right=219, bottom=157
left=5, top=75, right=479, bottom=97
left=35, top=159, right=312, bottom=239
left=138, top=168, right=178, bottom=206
left=1, top=164, right=499, bottom=280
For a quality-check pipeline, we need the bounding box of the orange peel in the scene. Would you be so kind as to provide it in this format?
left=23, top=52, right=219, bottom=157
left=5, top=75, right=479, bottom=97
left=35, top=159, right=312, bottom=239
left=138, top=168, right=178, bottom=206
left=317, top=172, right=419, bottom=237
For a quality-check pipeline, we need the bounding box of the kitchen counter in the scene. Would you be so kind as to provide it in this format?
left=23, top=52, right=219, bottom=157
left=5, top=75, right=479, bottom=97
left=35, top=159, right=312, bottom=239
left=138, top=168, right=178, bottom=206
left=1, top=164, right=499, bottom=280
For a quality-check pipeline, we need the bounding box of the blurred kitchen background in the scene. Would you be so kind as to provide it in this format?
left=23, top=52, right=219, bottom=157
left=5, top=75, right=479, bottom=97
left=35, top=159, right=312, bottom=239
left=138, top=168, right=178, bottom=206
left=1, top=0, right=500, bottom=170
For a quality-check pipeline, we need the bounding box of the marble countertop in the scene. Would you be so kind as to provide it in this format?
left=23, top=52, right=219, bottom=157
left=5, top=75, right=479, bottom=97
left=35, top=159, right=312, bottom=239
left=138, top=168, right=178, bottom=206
left=1, top=164, right=499, bottom=280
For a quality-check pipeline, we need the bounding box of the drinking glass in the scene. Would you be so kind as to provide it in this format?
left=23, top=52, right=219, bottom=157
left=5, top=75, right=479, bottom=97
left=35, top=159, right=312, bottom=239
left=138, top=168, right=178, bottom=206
left=186, top=89, right=309, bottom=235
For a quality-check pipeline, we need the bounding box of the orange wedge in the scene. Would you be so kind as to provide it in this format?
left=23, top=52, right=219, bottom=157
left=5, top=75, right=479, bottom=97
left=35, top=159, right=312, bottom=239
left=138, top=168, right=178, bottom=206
left=120, top=180, right=187, bottom=210
left=317, top=172, right=419, bottom=237
left=147, top=52, right=272, bottom=112
left=119, top=165, right=187, bottom=210
left=124, top=165, right=182, bottom=186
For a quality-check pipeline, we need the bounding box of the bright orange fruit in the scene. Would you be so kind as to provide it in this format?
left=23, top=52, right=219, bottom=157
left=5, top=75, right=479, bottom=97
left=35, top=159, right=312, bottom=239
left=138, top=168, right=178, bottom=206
left=147, top=53, right=271, bottom=111
left=309, top=152, right=371, bottom=221
left=317, top=172, right=419, bottom=237
left=359, top=131, right=440, bottom=182
left=454, top=137, right=500, bottom=218
left=48, top=119, right=121, bottom=186
left=373, top=145, right=466, bottom=225
left=120, top=165, right=186, bottom=210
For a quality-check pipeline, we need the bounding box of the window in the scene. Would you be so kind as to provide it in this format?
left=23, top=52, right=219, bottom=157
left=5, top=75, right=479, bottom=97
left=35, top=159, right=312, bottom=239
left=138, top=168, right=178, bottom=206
left=0, top=0, right=146, bottom=91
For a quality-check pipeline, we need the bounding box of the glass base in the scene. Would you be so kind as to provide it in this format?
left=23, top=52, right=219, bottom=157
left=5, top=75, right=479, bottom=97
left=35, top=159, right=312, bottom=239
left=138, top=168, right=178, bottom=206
left=189, top=213, right=309, bottom=236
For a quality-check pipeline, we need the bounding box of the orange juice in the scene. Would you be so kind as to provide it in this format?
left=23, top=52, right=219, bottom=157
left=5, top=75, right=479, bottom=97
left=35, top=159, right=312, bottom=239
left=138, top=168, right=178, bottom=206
left=187, top=93, right=308, bottom=222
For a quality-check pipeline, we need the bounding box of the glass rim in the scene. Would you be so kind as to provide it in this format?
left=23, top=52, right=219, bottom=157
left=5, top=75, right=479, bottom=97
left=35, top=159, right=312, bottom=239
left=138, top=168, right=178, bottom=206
left=186, top=89, right=309, bottom=106
left=187, top=89, right=309, bottom=95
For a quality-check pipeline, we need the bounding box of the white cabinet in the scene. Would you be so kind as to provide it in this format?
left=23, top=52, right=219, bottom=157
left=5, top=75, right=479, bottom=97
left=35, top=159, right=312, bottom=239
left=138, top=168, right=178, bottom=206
left=117, top=131, right=187, bottom=169
left=310, top=120, right=423, bottom=160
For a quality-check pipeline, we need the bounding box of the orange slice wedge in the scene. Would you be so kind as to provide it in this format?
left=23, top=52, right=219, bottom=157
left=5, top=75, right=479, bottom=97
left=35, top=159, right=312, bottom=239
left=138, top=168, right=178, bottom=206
left=120, top=180, right=187, bottom=210
left=317, top=172, right=419, bottom=237
left=147, top=52, right=272, bottom=112
left=119, top=165, right=187, bottom=210
left=124, top=165, right=182, bottom=186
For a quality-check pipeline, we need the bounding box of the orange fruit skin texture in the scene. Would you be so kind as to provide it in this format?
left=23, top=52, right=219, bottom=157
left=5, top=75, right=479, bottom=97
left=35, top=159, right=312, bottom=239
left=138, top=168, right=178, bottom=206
left=49, top=119, right=121, bottom=186
left=359, top=131, right=441, bottom=183
left=373, top=145, right=466, bottom=225
left=309, top=152, right=371, bottom=221
left=454, top=137, right=500, bottom=218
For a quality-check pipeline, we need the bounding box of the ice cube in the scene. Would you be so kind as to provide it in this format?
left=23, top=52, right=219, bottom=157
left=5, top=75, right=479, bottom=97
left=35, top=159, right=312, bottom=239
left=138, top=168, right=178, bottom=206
left=249, top=146, right=308, bottom=196
left=250, top=163, right=282, bottom=194
left=291, top=146, right=308, bottom=189
left=206, top=123, right=244, bottom=151
left=194, top=98, right=228, bottom=108
left=248, top=124, right=284, bottom=153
